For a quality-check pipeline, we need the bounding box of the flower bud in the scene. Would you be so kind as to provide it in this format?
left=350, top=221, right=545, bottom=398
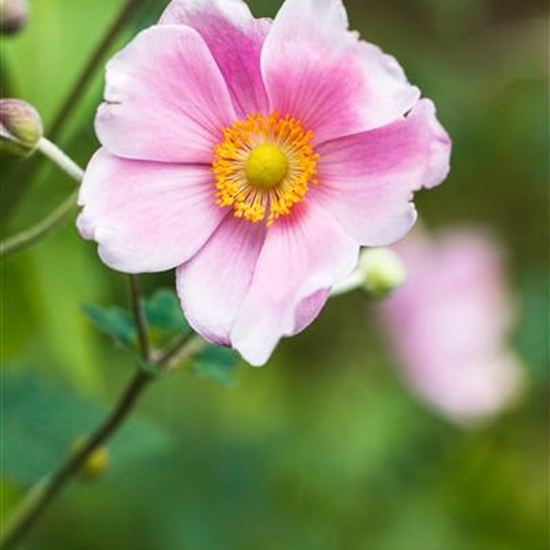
left=358, top=247, right=407, bottom=298
left=70, top=439, right=110, bottom=480
left=0, top=98, right=43, bottom=157
left=0, top=0, right=29, bottom=35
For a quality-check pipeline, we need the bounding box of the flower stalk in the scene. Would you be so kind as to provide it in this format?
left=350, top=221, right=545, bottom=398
left=35, top=137, right=84, bottom=182
left=0, top=137, right=82, bottom=259
left=0, top=275, right=205, bottom=550
left=1, top=0, right=150, bottom=222
left=0, top=190, right=79, bottom=258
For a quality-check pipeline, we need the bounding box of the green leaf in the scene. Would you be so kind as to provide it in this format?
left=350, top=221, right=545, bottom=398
left=143, top=289, right=190, bottom=347
left=144, top=289, right=189, bottom=333
left=1, top=372, right=173, bottom=485
left=190, top=346, right=240, bottom=388
left=82, top=303, right=137, bottom=350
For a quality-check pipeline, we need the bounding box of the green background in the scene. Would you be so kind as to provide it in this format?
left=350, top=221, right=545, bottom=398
left=1, top=0, right=548, bottom=548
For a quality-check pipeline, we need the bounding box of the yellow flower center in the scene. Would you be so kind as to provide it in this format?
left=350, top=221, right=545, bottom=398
left=244, top=143, right=289, bottom=189
left=212, top=113, right=319, bottom=225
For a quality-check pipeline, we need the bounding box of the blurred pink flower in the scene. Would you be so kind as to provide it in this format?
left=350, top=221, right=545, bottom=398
left=379, top=229, right=523, bottom=424
left=77, top=0, right=451, bottom=366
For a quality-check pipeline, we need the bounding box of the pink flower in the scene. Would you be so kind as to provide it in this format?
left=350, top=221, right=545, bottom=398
left=379, top=229, right=523, bottom=424
left=77, top=0, right=451, bottom=366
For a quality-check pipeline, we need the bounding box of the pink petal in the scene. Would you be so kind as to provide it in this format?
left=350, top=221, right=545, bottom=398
left=176, top=216, right=266, bottom=346
left=261, top=0, right=420, bottom=145
left=77, top=149, right=226, bottom=273
left=96, top=25, right=236, bottom=163
left=160, top=0, right=271, bottom=118
left=379, top=229, right=523, bottom=424
left=231, top=203, right=359, bottom=366
left=312, top=99, right=451, bottom=246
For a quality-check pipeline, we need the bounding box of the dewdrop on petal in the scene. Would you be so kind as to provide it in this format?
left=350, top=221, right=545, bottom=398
left=0, top=98, right=43, bottom=157
left=359, top=248, right=407, bottom=298
left=0, top=0, right=29, bottom=35
left=70, top=439, right=110, bottom=480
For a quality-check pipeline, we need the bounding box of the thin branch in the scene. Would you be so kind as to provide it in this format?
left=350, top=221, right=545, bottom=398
left=0, top=369, right=153, bottom=550
left=163, top=335, right=207, bottom=372
left=128, top=274, right=151, bottom=362
left=1, top=0, right=151, bottom=222
left=0, top=332, right=204, bottom=550
left=0, top=191, right=78, bottom=259
left=0, top=139, right=83, bottom=260
left=48, top=0, right=151, bottom=141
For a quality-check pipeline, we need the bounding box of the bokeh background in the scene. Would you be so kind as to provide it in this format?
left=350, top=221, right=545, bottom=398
left=1, top=0, right=548, bottom=548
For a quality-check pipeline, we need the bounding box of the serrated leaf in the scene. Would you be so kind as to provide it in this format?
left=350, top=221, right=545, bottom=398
left=82, top=303, right=137, bottom=350
left=1, top=372, right=173, bottom=485
left=190, top=346, right=240, bottom=388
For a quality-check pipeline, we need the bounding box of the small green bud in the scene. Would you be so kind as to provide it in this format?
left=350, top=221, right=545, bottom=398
left=0, top=0, right=29, bottom=35
left=70, top=439, right=110, bottom=480
left=358, top=247, right=407, bottom=298
left=0, top=98, right=43, bottom=157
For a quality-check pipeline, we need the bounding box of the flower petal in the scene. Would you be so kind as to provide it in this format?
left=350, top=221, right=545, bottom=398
left=312, top=99, right=451, bottom=246
left=77, top=149, right=226, bottom=273
left=160, top=0, right=271, bottom=118
left=231, top=202, right=359, bottom=366
left=96, top=25, right=236, bottom=163
left=176, top=216, right=266, bottom=346
left=261, top=0, right=420, bottom=144
left=379, top=229, right=524, bottom=424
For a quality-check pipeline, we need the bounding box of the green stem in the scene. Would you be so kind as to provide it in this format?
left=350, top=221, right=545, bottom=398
left=0, top=273, right=204, bottom=549
left=0, top=138, right=83, bottom=259
left=48, top=0, right=150, bottom=141
left=129, top=275, right=151, bottom=361
left=0, top=190, right=78, bottom=259
left=0, top=369, right=154, bottom=550
left=1, top=0, right=150, bottom=221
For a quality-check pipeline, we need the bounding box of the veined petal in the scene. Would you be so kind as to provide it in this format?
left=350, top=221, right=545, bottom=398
left=261, top=0, right=420, bottom=145
left=77, top=149, right=226, bottom=273
left=176, top=216, right=266, bottom=346
left=96, top=25, right=236, bottom=163
left=160, top=0, right=271, bottom=118
left=312, top=99, right=451, bottom=246
left=231, top=202, right=359, bottom=366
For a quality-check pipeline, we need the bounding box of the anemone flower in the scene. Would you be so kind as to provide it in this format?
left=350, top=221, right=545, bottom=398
left=78, top=0, right=451, bottom=366
left=379, top=229, right=523, bottom=424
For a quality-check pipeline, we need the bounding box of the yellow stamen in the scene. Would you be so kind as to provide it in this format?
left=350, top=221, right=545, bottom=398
left=212, top=113, right=319, bottom=225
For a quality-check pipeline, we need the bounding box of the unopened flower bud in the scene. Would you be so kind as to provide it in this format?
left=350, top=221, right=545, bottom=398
left=358, top=248, right=407, bottom=298
left=0, top=98, right=43, bottom=157
left=0, top=0, right=29, bottom=35
left=70, top=439, right=110, bottom=480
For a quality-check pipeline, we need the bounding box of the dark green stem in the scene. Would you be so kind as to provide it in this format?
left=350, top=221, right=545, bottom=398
left=0, top=269, right=204, bottom=549
left=129, top=275, right=151, bottom=361
left=0, top=369, right=154, bottom=550
left=48, top=0, right=150, bottom=140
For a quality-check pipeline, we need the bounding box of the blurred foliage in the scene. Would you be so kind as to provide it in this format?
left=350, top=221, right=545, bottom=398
left=0, top=0, right=548, bottom=549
